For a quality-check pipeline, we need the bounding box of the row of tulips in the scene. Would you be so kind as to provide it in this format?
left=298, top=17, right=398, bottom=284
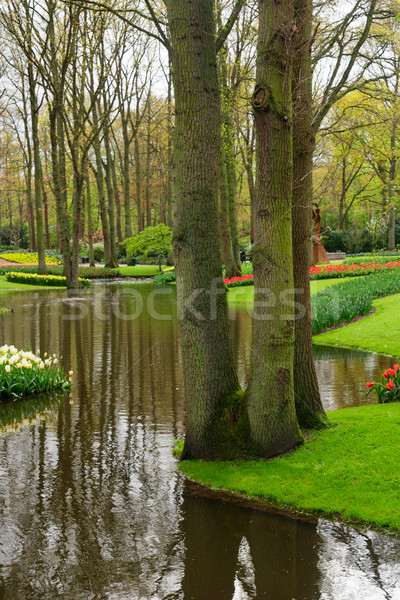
left=224, top=260, right=400, bottom=287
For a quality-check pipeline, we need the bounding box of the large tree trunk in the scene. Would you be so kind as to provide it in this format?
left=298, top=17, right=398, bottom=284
left=292, top=0, right=326, bottom=428
left=167, top=0, right=248, bottom=460
left=85, top=174, right=95, bottom=267
left=246, top=0, right=302, bottom=457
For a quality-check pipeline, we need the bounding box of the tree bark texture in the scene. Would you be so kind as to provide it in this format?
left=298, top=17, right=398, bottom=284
left=247, top=0, right=302, bottom=457
left=167, top=0, right=248, bottom=460
left=292, top=0, right=326, bottom=427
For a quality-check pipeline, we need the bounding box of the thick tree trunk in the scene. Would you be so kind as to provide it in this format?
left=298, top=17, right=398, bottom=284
left=167, top=65, right=173, bottom=228
left=247, top=0, right=302, bottom=457
left=292, top=0, right=326, bottom=428
left=167, top=0, right=248, bottom=460
left=145, top=97, right=152, bottom=227
left=92, top=102, right=112, bottom=266
left=111, top=154, right=123, bottom=244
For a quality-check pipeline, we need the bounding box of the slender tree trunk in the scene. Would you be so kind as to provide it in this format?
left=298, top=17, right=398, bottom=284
left=28, top=68, right=47, bottom=274
left=134, top=134, right=143, bottom=233
left=145, top=96, right=152, bottom=227
left=41, top=183, right=51, bottom=249
left=388, top=118, right=398, bottom=251
left=103, top=104, right=119, bottom=267
left=167, top=64, right=173, bottom=228
left=291, top=0, right=326, bottom=428
left=92, top=101, right=112, bottom=265
left=219, top=143, right=238, bottom=277
left=247, top=0, right=302, bottom=457
left=86, top=174, right=95, bottom=267
left=111, top=154, right=123, bottom=244
left=122, top=119, right=133, bottom=239
left=167, top=0, right=248, bottom=460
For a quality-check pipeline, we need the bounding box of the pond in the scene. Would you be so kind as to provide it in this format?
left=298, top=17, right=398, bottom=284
left=0, top=283, right=399, bottom=600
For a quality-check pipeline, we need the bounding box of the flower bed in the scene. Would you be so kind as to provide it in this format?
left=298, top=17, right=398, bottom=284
left=0, top=252, right=61, bottom=264
left=223, top=261, right=400, bottom=287
left=0, top=345, right=72, bottom=401
left=366, top=364, right=400, bottom=403
left=5, top=272, right=90, bottom=287
left=0, top=265, right=120, bottom=279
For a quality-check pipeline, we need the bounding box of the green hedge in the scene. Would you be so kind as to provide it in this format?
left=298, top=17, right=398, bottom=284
left=0, top=265, right=118, bottom=279
left=5, top=272, right=90, bottom=287
left=312, top=270, right=400, bottom=333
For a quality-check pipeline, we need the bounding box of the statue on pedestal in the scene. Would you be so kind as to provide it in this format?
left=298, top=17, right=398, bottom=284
left=312, top=204, right=330, bottom=265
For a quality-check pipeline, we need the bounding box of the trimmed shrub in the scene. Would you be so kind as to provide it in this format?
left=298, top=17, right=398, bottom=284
left=5, top=272, right=90, bottom=287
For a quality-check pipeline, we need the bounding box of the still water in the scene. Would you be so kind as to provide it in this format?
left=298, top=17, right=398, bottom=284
left=0, top=283, right=399, bottom=600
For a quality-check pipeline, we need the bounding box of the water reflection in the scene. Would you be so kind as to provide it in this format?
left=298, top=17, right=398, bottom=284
left=0, top=284, right=398, bottom=600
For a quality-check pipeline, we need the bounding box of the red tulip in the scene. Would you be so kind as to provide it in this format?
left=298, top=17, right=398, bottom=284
left=388, top=368, right=396, bottom=377
left=386, top=380, right=395, bottom=390
left=394, top=364, right=399, bottom=372
left=366, top=382, right=374, bottom=389
left=383, top=370, right=390, bottom=379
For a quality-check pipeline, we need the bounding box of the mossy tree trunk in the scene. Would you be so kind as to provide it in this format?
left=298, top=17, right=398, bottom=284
left=246, top=0, right=302, bottom=457
left=292, top=0, right=326, bottom=428
left=167, top=0, right=248, bottom=460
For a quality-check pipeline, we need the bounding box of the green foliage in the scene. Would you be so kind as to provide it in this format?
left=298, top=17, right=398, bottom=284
left=0, top=223, right=29, bottom=249
left=343, top=253, right=400, bottom=265
left=180, top=403, right=400, bottom=532
left=154, top=269, right=176, bottom=284
left=92, top=243, right=105, bottom=262
left=123, top=224, right=172, bottom=261
left=311, top=270, right=400, bottom=333
left=0, top=345, right=71, bottom=401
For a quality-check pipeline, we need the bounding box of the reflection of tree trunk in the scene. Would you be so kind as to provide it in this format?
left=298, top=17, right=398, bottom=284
left=247, top=0, right=301, bottom=456
left=292, top=0, right=326, bottom=428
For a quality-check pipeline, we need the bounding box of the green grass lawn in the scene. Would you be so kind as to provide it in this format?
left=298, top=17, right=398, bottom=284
left=179, top=403, right=400, bottom=533
left=113, top=265, right=170, bottom=277
left=227, top=277, right=354, bottom=305
left=313, top=293, right=400, bottom=357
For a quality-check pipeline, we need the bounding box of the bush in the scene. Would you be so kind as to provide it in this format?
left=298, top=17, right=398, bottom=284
left=92, top=243, right=104, bottom=262
left=5, top=272, right=90, bottom=287
left=0, top=223, right=29, bottom=249
left=154, top=270, right=176, bottom=284
left=311, top=270, right=400, bottom=333
left=123, top=224, right=172, bottom=262
left=0, top=345, right=71, bottom=401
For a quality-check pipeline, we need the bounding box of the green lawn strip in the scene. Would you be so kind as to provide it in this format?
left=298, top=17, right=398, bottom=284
left=226, top=277, right=355, bottom=305
left=112, top=265, right=168, bottom=277
left=0, top=275, right=63, bottom=292
left=313, top=293, right=400, bottom=357
left=179, top=403, right=400, bottom=533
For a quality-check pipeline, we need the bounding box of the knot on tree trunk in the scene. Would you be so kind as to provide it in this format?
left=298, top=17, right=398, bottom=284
left=251, top=86, right=269, bottom=111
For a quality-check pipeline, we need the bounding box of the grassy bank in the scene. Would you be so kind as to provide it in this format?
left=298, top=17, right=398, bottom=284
left=179, top=403, right=400, bottom=533
left=314, top=293, right=400, bottom=357
left=226, top=277, right=353, bottom=305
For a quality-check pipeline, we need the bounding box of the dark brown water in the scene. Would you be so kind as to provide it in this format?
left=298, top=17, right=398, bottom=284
left=0, top=283, right=399, bottom=600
